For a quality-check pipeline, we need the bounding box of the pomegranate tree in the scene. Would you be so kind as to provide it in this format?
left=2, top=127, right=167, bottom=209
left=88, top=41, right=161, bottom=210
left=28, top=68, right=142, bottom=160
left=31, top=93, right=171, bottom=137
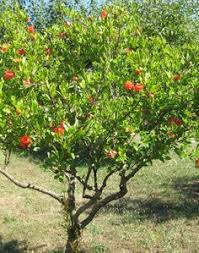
left=0, top=4, right=198, bottom=252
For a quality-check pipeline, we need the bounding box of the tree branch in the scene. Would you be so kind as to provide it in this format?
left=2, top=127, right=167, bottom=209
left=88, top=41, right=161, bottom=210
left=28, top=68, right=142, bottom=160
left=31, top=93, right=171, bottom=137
left=0, top=168, right=64, bottom=204
left=73, top=167, right=119, bottom=222
left=92, top=167, right=98, bottom=191
left=83, top=166, right=92, bottom=196
left=4, top=149, right=11, bottom=166
left=74, top=189, right=102, bottom=222
left=78, top=164, right=142, bottom=229
left=99, top=168, right=118, bottom=191
left=80, top=174, right=128, bottom=229
left=64, top=171, right=95, bottom=192
left=125, top=164, right=142, bottom=181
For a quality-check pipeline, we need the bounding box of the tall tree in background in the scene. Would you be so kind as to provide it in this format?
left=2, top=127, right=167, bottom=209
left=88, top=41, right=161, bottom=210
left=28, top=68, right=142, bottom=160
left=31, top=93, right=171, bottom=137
left=13, top=0, right=103, bottom=29
left=137, top=0, right=199, bottom=45
left=1, top=0, right=198, bottom=41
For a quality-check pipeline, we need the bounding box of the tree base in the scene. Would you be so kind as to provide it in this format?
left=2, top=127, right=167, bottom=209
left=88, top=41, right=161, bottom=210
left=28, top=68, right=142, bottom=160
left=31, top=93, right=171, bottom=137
left=65, top=226, right=81, bottom=253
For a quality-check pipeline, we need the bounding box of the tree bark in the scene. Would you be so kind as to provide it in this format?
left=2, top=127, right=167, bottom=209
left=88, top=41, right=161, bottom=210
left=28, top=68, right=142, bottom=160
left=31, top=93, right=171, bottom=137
left=65, top=224, right=81, bottom=253
left=65, top=170, right=81, bottom=253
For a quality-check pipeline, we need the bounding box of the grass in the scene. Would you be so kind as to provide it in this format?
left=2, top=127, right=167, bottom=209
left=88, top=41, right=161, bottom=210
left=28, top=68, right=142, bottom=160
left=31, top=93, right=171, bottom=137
left=0, top=152, right=199, bottom=253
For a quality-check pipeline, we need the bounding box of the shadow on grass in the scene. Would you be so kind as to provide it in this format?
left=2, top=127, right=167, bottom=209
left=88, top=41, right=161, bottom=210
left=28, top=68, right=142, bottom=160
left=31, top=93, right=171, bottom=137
left=172, top=175, right=199, bottom=200
left=0, top=236, right=64, bottom=253
left=0, top=236, right=89, bottom=253
left=0, top=236, right=27, bottom=253
left=102, top=175, right=199, bottom=224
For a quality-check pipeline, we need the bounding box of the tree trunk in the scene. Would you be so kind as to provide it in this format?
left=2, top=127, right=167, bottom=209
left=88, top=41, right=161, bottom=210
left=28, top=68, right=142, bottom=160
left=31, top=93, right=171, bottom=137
left=65, top=224, right=81, bottom=253
left=64, top=170, right=81, bottom=253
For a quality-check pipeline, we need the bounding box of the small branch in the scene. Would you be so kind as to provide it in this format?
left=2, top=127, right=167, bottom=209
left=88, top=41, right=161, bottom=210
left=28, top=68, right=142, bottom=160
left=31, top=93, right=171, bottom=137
left=79, top=164, right=142, bottom=229
left=65, top=167, right=96, bottom=200
left=92, top=167, right=98, bottom=191
left=0, top=168, right=63, bottom=204
left=64, top=171, right=94, bottom=192
left=82, top=194, right=93, bottom=199
left=80, top=174, right=127, bottom=229
left=112, top=25, right=122, bottom=58
left=83, top=166, right=92, bottom=196
left=74, top=190, right=102, bottom=222
left=125, top=164, right=142, bottom=181
left=74, top=167, right=118, bottom=222
left=4, top=149, right=11, bottom=166
left=99, top=167, right=118, bottom=190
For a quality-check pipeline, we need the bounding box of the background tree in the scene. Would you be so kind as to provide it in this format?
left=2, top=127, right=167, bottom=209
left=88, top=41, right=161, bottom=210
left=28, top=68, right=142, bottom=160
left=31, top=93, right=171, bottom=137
left=137, top=0, right=199, bottom=45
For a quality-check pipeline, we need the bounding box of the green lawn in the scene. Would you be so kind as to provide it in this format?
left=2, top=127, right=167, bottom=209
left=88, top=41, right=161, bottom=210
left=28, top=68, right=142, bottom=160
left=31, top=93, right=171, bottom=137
left=0, top=153, right=199, bottom=253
